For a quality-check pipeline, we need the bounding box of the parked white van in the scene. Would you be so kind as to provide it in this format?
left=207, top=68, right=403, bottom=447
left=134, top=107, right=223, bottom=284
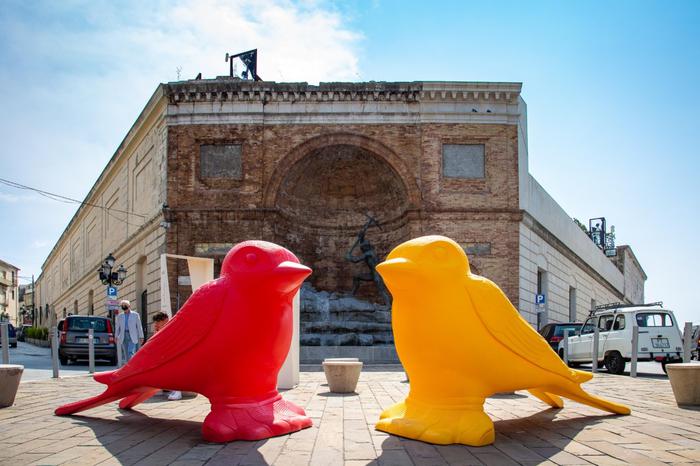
left=558, top=302, right=683, bottom=375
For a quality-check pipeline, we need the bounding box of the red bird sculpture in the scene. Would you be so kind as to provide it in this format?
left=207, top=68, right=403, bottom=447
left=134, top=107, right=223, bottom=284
left=55, top=240, right=313, bottom=442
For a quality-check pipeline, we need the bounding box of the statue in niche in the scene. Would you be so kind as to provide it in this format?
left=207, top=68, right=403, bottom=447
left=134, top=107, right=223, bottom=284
left=345, top=214, right=392, bottom=306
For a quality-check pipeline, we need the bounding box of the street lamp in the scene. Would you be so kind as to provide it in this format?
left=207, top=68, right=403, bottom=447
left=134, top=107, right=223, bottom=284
left=98, top=253, right=127, bottom=286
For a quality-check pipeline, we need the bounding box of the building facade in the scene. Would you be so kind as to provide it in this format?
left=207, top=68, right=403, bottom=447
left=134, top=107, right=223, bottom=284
left=36, top=79, right=646, bottom=357
left=0, top=259, right=20, bottom=325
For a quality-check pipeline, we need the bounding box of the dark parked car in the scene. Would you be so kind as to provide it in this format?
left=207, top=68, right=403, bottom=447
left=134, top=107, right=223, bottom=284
left=0, top=322, right=17, bottom=348
left=16, top=324, right=32, bottom=342
left=539, top=322, right=583, bottom=353
left=58, top=316, right=117, bottom=365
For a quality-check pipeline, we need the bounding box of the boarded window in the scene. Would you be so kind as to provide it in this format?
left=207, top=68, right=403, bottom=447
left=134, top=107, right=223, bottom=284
left=200, top=144, right=242, bottom=179
left=442, top=144, right=485, bottom=179
left=463, top=242, right=491, bottom=256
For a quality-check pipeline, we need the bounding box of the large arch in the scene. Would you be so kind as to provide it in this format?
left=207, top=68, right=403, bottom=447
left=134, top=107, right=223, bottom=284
left=263, top=133, right=421, bottom=209
left=265, top=135, right=417, bottom=299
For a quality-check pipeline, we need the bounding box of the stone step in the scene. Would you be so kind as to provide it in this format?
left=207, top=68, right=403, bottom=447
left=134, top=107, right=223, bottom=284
left=301, top=333, right=394, bottom=346
left=301, top=321, right=392, bottom=333
left=301, top=309, right=391, bottom=323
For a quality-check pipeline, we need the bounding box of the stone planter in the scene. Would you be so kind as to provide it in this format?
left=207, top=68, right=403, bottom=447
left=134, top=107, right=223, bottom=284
left=27, top=338, right=49, bottom=348
left=0, top=364, right=24, bottom=408
left=666, top=363, right=700, bottom=407
left=322, top=359, right=362, bottom=393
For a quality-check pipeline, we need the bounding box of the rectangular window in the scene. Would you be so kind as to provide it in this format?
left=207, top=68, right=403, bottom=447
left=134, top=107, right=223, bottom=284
left=200, top=144, right=243, bottom=179
left=636, top=313, right=674, bottom=327
left=613, top=314, right=626, bottom=331
left=598, top=315, right=614, bottom=332
left=442, top=144, right=485, bottom=179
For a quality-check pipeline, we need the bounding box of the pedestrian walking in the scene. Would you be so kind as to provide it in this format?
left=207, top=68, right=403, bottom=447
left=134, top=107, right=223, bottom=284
left=152, top=311, right=182, bottom=400
left=115, top=300, right=144, bottom=365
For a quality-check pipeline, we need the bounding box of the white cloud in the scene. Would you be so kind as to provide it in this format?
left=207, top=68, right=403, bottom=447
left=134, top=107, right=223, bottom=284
left=1, top=0, right=362, bottom=86
left=0, top=192, right=36, bottom=203
left=31, top=240, right=49, bottom=249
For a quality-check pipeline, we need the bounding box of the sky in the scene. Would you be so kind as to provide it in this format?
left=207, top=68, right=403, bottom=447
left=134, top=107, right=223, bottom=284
left=0, top=0, right=698, bottom=325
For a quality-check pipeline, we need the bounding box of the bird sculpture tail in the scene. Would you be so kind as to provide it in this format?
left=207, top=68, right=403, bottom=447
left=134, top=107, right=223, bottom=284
left=55, top=383, right=158, bottom=416
left=55, top=388, right=124, bottom=416
left=529, top=381, right=630, bottom=415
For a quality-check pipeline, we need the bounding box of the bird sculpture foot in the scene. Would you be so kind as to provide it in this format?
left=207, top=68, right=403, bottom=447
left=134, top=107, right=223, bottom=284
left=376, top=397, right=494, bottom=446
left=202, top=393, right=312, bottom=443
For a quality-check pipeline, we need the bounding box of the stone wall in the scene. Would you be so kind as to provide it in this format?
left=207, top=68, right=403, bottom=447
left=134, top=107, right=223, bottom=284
left=519, top=219, right=623, bottom=326
left=36, top=91, right=168, bottom=333
left=165, top=120, right=522, bottom=312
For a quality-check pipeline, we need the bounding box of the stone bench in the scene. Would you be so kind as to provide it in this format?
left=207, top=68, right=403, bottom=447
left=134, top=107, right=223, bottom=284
left=322, top=358, right=363, bottom=393
left=0, top=365, right=24, bottom=408
left=667, top=363, right=700, bottom=406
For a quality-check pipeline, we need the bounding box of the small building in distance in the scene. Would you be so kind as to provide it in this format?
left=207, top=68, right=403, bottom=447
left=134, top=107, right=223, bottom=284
left=18, top=283, right=35, bottom=325
left=35, top=78, right=647, bottom=361
left=0, top=259, right=20, bottom=326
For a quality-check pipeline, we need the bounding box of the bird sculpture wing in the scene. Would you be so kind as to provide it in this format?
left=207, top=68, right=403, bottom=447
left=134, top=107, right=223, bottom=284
left=464, top=274, right=588, bottom=383
left=95, top=278, right=228, bottom=385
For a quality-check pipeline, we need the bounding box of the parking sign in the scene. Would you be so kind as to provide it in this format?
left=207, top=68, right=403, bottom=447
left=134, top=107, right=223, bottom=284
left=535, top=294, right=546, bottom=305
left=107, top=286, right=118, bottom=299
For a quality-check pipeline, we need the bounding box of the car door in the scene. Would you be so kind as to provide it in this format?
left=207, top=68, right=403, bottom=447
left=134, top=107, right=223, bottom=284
left=570, top=318, right=594, bottom=360
left=601, top=314, right=624, bottom=357
left=635, top=311, right=681, bottom=355
left=596, top=314, right=614, bottom=360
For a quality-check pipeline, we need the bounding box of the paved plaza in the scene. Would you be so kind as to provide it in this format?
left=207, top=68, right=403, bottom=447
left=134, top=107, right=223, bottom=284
left=1, top=367, right=699, bottom=465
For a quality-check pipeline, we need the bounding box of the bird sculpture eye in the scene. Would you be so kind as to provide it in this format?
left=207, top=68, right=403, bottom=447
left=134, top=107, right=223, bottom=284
left=245, top=253, right=258, bottom=264
left=433, top=246, right=448, bottom=261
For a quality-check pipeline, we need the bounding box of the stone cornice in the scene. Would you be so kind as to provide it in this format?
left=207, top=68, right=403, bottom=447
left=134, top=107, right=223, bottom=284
left=164, top=79, right=522, bottom=105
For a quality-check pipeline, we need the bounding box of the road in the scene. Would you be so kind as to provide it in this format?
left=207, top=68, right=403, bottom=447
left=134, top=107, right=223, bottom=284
left=5, top=341, right=117, bottom=382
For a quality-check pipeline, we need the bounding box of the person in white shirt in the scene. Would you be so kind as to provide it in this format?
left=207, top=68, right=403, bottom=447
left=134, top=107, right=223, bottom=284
left=115, top=299, right=144, bottom=365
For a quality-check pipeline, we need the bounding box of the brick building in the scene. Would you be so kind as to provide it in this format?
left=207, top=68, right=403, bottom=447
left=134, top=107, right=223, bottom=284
left=35, top=78, right=645, bottom=360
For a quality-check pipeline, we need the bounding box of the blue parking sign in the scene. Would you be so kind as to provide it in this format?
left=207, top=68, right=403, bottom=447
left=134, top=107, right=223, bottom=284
left=107, top=286, right=118, bottom=299
left=535, top=294, right=546, bottom=305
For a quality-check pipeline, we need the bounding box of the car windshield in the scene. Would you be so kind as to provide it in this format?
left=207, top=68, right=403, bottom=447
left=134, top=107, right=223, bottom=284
left=554, top=324, right=581, bottom=337
left=67, top=317, right=108, bottom=332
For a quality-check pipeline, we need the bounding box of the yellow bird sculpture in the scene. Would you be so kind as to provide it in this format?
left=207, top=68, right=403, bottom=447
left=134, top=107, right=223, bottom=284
left=375, top=235, right=630, bottom=446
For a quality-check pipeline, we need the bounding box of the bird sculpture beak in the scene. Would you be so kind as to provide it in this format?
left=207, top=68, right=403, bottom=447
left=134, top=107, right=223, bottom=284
left=376, top=257, right=415, bottom=279
left=275, top=261, right=312, bottom=285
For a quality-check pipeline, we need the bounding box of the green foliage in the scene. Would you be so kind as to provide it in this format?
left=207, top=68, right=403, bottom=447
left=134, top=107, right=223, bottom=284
left=573, top=218, right=589, bottom=235
left=26, top=326, right=48, bottom=340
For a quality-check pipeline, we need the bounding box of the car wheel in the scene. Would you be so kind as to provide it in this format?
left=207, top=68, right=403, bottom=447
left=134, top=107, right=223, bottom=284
left=11, top=343, right=17, bottom=348
left=59, top=355, right=68, bottom=365
left=605, top=351, right=626, bottom=375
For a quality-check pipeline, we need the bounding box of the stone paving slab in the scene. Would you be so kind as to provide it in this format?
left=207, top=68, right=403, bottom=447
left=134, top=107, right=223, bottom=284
left=0, top=369, right=698, bottom=465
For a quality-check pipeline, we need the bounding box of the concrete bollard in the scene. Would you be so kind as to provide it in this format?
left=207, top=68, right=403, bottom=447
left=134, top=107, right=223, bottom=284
left=0, top=364, right=24, bottom=408
left=667, top=364, right=700, bottom=406
left=88, top=328, right=95, bottom=374
left=562, top=329, right=570, bottom=365
left=1, top=323, right=9, bottom=365
left=683, top=322, right=693, bottom=363
left=50, top=326, right=59, bottom=378
left=631, top=325, right=639, bottom=378
left=592, top=325, right=600, bottom=373
left=322, top=359, right=363, bottom=393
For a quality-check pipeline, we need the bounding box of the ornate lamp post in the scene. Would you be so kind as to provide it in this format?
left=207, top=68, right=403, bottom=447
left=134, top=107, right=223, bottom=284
left=98, top=253, right=127, bottom=286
